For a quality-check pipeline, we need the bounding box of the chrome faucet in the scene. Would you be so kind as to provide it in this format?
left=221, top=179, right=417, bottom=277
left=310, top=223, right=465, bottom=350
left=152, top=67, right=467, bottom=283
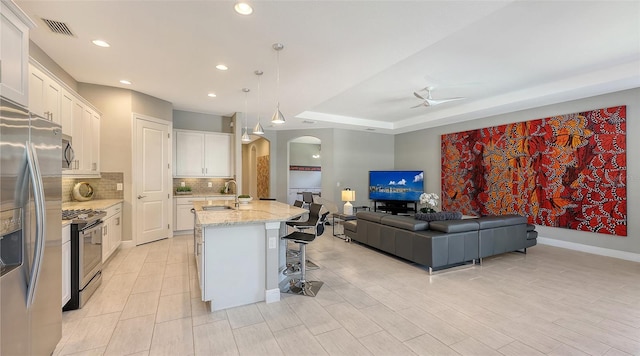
left=225, top=180, right=239, bottom=206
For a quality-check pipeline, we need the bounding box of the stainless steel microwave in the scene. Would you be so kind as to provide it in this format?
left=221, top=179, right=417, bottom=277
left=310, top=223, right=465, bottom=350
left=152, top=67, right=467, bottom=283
left=62, top=135, right=76, bottom=169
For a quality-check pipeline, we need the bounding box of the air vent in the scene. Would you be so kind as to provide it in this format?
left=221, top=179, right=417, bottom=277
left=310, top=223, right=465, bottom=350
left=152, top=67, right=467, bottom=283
left=366, top=128, right=376, bottom=131
left=302, top=120, right=316, bottom=124
left=41, top=18, right=75, bottom=37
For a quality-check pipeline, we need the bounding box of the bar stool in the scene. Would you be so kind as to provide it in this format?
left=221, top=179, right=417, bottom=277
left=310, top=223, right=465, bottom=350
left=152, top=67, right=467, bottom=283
left=288, top=200, right=304, bottom=222
left=281, top=212, right=329, bottom=297
left=301, top=191, right=314, bottom=208
left=287, top=203, right=322, bottom=231
left=284, top=202, right=321, bottom=273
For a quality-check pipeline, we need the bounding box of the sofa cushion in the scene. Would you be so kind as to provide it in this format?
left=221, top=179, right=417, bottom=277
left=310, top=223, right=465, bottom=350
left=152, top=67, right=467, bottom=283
left=356, top=211, right=387, bottom=223
left=429, top=220, right=479, bottom=233
left=527, top=223, right=536, bottom=232
left=415, top=211, right=463, bottom=222
left=476, top=214, right=526, bottom=229
left=380, top=215, right=429, bottom=231
left=343, top=220, right=357, bottom=233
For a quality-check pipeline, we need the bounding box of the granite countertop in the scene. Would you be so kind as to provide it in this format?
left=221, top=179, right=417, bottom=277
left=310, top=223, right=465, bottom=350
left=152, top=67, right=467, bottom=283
left=62, top=199, right=124, bottom=211
left=194, top=200, right=307, bottom=227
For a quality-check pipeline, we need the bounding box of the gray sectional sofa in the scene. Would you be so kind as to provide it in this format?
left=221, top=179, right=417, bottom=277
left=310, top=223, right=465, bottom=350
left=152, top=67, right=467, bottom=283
left=343, top=211, right=537, bottom=273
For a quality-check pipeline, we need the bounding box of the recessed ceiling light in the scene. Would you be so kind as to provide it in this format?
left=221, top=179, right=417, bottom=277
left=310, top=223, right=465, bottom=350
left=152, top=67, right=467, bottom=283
left=215, top=64, right=228, bottom=71
left=234, top=2, right=253, bottom=15
left=119, top=80, right=131, bottom=85
left=92, top=39, right=110, bottom=47
left=207, top=93, right=217, bottom=98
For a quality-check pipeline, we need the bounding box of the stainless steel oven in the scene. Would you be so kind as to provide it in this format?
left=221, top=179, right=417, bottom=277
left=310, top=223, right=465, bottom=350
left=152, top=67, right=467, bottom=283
left=62, top=209, right=106, bottom=310
left=78, top=220, right=103, bottom=306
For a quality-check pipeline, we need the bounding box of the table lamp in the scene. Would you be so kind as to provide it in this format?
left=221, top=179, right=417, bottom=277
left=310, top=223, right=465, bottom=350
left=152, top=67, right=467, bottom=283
left=342, top=188, right=355, bottom=215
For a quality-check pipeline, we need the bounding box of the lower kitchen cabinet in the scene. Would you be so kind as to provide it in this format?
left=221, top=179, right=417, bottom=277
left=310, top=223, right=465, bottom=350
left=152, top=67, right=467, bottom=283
left=174, top=196, right=232, bottom=233
left=102, top=203, right=122, bottom=262
left=62, top=224, right=71, bottom=307
left=174, top=197, right=206, bottom=232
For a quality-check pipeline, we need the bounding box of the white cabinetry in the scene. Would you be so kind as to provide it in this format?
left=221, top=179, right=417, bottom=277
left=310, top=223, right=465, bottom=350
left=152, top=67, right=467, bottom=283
left=28, top=64, right=61, bottom=123
left=204, top=133, right=232, bottom=177
left=28, top=60, right=101, bottom=177
left=174, top=196, right=205, bottom=232
left=0, top=0, right=34, bottom=107
left=102, top=203, right=122, bottom=262
left=76, top=106, right=100, bottom=173
left=174, top=131, right=204, bottom=177
left=173, top=129, right=232, bottom=178
left=29, top=60, right=101, bottom=177
left=61, top=224, right=71, bottom=307
left=174, top=196, right=231, bottom=233
left=60, top=86, right=101, bottom=177
left=59, top=88, right=74, bottom=136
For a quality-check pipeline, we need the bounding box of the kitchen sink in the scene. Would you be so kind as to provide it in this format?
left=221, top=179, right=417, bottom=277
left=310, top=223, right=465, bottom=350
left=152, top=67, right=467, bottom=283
left=202, top=205, right=234, bottom=211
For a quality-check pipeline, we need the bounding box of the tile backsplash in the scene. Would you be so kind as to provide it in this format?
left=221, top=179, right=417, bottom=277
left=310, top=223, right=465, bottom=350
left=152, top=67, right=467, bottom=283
left=62, top=172, right=124, bottom=203
left=172, top=178, right=234, bottom=195
left=62, top=174, right=234, bottom=203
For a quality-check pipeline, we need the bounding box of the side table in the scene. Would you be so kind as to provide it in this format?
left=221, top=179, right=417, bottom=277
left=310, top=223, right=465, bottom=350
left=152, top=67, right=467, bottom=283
left=332, top=213, right=357, bottom=241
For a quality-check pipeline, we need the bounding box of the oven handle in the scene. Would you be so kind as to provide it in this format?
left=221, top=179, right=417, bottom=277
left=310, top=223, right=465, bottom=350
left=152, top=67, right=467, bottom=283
left=81, top=221, right=104, bottom=236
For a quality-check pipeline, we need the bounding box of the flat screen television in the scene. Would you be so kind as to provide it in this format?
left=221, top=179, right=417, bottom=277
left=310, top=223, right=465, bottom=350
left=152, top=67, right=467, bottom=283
left=369, top=170, right=424, bottom=202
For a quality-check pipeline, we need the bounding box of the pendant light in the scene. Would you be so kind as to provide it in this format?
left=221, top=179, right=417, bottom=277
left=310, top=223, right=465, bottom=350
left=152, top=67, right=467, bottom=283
left=271, top=43, right=285, bottom=124
left=241, top=88, right=251, bottom=142
left=252, top=70, right=265, bottom=134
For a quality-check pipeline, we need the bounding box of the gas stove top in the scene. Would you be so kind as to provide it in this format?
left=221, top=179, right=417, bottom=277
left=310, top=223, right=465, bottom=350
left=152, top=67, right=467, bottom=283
left=62, top=209, right=107, bottom=225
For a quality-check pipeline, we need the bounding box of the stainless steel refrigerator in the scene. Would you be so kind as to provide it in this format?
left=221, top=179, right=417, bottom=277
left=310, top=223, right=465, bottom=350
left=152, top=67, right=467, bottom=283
left=1, top=98, right=62, bottom=355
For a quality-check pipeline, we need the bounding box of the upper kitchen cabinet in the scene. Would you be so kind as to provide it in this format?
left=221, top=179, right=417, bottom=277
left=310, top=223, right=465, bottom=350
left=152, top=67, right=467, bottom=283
left=173, top=129, right=232, bottom=178
left=29, top=64, right=61, bottom=122
left=63, top=102, right=100, bottom=177
left=59, top=88, right=74, bottom=136
left=0, top=0, right=35, bottom=107
left=27, top=59, right=102, bottom=178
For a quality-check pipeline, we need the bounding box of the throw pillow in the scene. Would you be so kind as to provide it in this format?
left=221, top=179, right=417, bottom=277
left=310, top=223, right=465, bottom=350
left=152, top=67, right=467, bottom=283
left=414, top=211, right=463, bottom=222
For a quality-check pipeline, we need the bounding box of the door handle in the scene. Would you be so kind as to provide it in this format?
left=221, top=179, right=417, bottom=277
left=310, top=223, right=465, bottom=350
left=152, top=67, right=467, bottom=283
left=137, top=195, right=147, bottom=199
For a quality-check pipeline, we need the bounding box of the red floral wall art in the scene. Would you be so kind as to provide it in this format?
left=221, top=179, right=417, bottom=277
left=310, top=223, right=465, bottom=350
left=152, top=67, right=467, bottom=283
left=441, top=106, right=627, bottom=236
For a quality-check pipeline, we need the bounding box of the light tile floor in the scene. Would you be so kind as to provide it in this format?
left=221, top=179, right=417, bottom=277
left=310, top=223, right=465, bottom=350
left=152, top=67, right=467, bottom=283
left=54, top=228, right=640, bottom=355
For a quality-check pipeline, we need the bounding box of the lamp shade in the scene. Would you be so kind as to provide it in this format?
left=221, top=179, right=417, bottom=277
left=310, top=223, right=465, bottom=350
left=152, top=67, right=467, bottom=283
left=253, top=121, right=264, bottom=135
left=271, top=106, right=285, bottom=124
left=341, top=189, right=355, bottom=202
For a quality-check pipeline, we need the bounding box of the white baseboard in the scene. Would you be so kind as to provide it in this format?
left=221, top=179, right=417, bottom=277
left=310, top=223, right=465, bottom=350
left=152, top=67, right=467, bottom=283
left=265, top=288, right=280, bottom=304
left=537, top=237, right=640, bottom=263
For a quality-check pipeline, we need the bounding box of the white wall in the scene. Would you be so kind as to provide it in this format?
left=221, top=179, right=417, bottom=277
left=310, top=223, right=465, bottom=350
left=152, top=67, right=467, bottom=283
left=395, top=88, right=640, bottom=255
left=78, top=84, right=173, bottom=242
left=173, top=110, right=231, bottom=132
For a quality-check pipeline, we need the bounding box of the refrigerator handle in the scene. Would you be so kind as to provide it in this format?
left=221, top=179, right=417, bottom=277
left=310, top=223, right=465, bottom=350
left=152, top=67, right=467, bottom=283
left=64, top=141, right=75, bottom=167
left=25, top=142, right=47, bottom=308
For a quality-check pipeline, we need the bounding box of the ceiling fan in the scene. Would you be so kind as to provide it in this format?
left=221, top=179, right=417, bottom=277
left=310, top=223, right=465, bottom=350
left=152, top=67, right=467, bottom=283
left=411, top=87, right=464, bottom=108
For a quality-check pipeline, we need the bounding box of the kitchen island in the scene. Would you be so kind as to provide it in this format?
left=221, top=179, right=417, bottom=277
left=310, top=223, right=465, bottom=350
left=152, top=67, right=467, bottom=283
left=193, top=199, right=307, bottom=311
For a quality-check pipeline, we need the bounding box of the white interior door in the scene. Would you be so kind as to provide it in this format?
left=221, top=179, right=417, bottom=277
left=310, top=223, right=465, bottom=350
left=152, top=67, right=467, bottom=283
left=134, top=116, right=171, bottom=245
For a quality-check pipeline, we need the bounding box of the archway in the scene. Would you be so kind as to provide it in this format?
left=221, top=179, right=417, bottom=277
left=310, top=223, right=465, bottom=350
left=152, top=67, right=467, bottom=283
left=242, top=136, right=271, bottom=199
left=287, top=136, right=321, bottom=205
